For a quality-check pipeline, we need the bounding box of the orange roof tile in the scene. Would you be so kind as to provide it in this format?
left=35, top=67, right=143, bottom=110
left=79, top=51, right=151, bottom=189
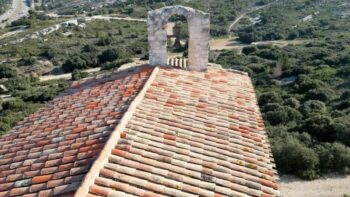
left=0, top=65, right=280, bottom=197
left=0, top=66, right=154, bottom=197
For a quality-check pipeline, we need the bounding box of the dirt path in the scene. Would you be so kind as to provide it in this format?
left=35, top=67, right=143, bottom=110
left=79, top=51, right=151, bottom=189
left=0, top=14, right=146, bottom=46
left=228, top=13, right=247, bottom=34
left=89, top=15, right=146, bottom=22
left=39, top=67, right=101, bottom=81
left=228, top=1, right=277, bottom=34
left=0, top=26, right=25, bottom=40
left=0, top=0, right=29, bottom=28
left=280, top=174, right=350, bottom=197
left=209, top=38, right=307, bottom=52
left=39, top=59, right=145, bottom=82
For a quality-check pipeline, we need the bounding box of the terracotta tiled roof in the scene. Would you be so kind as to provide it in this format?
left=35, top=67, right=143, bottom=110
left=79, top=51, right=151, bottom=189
left=0, top=66, right=153, bottom=197
left=0, top=65, right=280, bottom=197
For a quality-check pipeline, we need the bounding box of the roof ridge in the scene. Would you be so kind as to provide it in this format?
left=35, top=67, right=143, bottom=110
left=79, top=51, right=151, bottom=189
left=74, top=66, right=160, bottom=196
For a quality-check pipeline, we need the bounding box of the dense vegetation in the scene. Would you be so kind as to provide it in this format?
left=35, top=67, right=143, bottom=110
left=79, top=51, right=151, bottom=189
left=0, top=64, right=68, bottom=135
left=0, top=16, right=147, bottom=71
left=89, top=0, right=273, bottom=37
left=0, top=15, right=148, bottom=134
left=236, top=0, right=350, bottom=43
left=205, top=0, right=350, bottom=179
left=215, top=36, right=350, bottom=179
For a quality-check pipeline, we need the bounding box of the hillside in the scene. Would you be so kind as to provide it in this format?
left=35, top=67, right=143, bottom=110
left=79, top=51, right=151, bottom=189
left=0, top=0, right=349, bottom=189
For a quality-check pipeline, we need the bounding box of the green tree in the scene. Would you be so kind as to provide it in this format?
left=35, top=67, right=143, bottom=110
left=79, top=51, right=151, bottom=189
left=72, top=70, right=89, bottom=81
left=299, top=100, right=327, bottom=116
left=2, top=99, right=27, bottom=111
left=98, top=48, right=127, bottom=63
left=305, top=88, right=335, bottom=102
left=315, top=143, right=350, bottom=172
left=266, top=110, right=289, bottom=125
left=258, top=92, right=283, bottom=106
left=273, top=136, right=319, bottom=179
left=284, top=97, right=300, bottom=108
left=341, top=91, right=350, bottom=100
left=242, top=46, right=258, bottom=55
left=62, top=55, right=88, bottom=73
left=295, top=76, right=325, bottom=93
left=0, top=64, right=17, bottom=78
left=301, top=115, right=334, bottom=141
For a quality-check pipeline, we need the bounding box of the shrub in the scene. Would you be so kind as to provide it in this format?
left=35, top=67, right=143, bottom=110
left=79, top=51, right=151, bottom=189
left=305, top=88, right=335, bottom=102
left=82, top=44, right=98, bottom=53
left=294, top=75, right=327, bottom=93
left=337, top=66, right=350, bottom=77
left=101, top=58, right=132, bottom=70
left=272, top=136, right=319, bottom=179
left=257, top=49, right=280, bottom=60
left=266, top=110, right=289, bottom=125
left=62, top=55, right=88, bottom=73
left=43, top=48, right=56, bottom=60
left=265, top=106, right=302, bottom=125
left=341, top=91, right=350, bottom=100
left=296, top=132, right=313, bottom=147
left=299, top=100, right=327, bottom=116
left=21, top=89, right=55, bottom=103
left=262, top=103, right=281, bottom=113
left=97, top=37, right=113, bottom=46
left=334, top=124, right=350, bottom=146
left=2, top=99, right=27, bottom=111
left=72, top=70, right=89, bottom=81
left=0, top=64, right=17, bottom=78
left=4, top=76, right=30, bottom=91
left=331, top=110, right=346, bottom=118
left=0, top=122, right=11, bottom=135
left=337, top=100, right=350, bottom=110
left=80, top=53, right=98, bottom=68
left=23, top=57, right=37, bottom=66
left=242, top=46, right=258, bottom=55
left=284, top=106, right=303, bottom=122
left=284, top=97, right=300, bottom=108
left=301, top=115, right=334, bottom=141
left=315, top=143, right=350, bottom=172
left=98, top=48, right=127, bottom=63
left=258, top=92, right=283, bottom=106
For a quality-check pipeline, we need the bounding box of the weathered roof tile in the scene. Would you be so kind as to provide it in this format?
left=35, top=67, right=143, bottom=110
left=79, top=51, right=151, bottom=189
left=0, top=65, right=280, bottom=196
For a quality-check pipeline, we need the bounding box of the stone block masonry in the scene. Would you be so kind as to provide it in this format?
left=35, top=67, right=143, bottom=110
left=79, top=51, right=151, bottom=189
left=147, top=5, right=210, bottom=72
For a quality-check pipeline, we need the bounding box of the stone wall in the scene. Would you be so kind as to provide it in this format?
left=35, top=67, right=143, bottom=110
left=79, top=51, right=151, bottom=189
left=147, top=6, right=210, bottom=71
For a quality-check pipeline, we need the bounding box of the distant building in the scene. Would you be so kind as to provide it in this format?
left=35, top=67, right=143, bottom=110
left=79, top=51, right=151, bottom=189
left=302, top=15, right=313, bottom=22
left=78, top=23, right=86, bottom=30
left=61, top=19, right=79, bottom=27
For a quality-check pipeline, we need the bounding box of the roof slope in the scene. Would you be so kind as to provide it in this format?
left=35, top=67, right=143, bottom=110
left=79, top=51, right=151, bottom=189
left=0, top=66, right=153, bottom=197
left=81, top=67, right=280, bottom=197
left=0, top=65, right=280, bottom=197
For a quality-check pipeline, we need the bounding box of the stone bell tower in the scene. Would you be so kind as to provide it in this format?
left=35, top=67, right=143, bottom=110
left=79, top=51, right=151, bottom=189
left=147, top=6, right=210, bottom=72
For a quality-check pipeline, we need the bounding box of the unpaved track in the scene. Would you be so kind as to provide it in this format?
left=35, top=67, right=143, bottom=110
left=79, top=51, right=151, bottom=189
left=209, top=37, right=307, bottom=52
left=89, top=15, right=146, bottom=22
left=280, top=174, right=350, bottom=197
left=39, top=68, right=101, bottom=82
left=228, top=2, right=274, bottom=33
left=0, top=0, right=29, bottom=28
left=39, top=59, right=145, bottom=82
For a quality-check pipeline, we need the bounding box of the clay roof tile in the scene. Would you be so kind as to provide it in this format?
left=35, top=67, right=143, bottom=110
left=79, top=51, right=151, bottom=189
left=0, top=65, right=280, bottom=197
